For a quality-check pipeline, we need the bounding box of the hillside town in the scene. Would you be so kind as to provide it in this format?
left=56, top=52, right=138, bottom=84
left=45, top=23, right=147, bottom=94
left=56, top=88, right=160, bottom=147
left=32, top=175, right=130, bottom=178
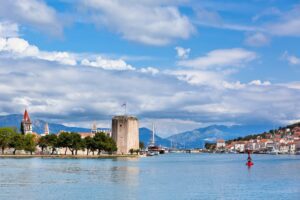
left=211, top=127, right=300, bottom=154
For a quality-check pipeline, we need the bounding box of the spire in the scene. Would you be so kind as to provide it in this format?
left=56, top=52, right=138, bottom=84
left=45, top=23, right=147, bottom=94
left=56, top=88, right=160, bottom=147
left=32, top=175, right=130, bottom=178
left=21, top=109, right=32, bottom=134
left=23, top=109, right=31, bottom=122
left=91, top=122, right=97, bottom=133
left=44, top=123, right=49, bottom=135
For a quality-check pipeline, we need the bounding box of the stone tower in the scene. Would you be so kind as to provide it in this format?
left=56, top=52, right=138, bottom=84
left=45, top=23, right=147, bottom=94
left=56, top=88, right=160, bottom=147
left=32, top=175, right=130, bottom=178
left=112, top=115, right=139, bottom=154
left=21, top=109, right=32, bottom=135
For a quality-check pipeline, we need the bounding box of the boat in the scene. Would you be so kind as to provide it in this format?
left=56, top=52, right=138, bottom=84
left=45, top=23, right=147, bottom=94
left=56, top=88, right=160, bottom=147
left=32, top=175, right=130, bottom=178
left=146, top=152, right=155, bottom=156
left=267, top=147, right=279, bottom=155
left=146, top=123, right=165, bottom=155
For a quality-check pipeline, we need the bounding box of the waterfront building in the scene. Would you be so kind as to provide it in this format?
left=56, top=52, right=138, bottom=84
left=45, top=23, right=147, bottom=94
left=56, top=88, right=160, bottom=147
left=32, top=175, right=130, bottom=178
left=234, top=142, right=245, bottom=153
left=21, top=109, right=32, bottom=135
left=288, top=142, right=296, bottom=154
left=111, top=115, right=139, bottom=154
left=216, top=139, right=225, bottom=149
left=279, top=143, right=289, bottom=154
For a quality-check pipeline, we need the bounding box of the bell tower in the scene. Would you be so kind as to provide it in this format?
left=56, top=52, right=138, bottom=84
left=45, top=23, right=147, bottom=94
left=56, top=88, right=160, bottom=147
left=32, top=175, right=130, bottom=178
left=44, top=122, right=49, bottom=135
left=21, top=109, right=32, bottom=135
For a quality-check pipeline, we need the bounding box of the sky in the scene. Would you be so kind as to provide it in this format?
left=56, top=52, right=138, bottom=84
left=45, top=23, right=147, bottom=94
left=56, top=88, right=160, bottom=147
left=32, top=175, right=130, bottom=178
left=0, top=0, right=300, bottom=137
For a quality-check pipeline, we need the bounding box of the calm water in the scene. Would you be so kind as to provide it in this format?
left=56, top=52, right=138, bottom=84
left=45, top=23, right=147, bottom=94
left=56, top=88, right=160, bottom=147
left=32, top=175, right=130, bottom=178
left=0, top=154, right=299, bottom=200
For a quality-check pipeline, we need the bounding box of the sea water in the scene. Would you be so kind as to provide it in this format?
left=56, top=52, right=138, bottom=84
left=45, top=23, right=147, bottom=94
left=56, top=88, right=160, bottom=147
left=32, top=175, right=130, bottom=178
left=0, top=154, right=299, bottom=200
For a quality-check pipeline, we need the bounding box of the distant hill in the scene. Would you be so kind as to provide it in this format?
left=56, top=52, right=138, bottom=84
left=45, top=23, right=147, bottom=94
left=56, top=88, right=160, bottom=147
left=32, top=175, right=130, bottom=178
left=0, top=114, right=92, bottom=134
left=139, top=127, right=171, bottom=147
left=167, top=124, right=274, bottom=149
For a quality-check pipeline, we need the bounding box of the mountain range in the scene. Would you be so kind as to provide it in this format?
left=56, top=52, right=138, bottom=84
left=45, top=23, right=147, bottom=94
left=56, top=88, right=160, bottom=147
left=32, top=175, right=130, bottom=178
left=167, top=124, right=274, bottom=148
left=0, top=114, right=274, bottom=148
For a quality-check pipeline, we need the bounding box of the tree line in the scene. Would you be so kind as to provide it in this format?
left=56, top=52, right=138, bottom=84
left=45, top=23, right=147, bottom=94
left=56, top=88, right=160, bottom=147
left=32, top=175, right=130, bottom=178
left=0, top=127, right=36, bottom=154
left=0, top=127, right=117, bottom=155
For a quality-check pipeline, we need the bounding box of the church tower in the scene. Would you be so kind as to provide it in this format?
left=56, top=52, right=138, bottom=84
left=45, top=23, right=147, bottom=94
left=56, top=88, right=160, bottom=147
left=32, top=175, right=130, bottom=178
left=44, top=122, right=49, bottom=135
left=21, top=109, right=32, bottom=135
left=91, top=122, right=97, bottom=134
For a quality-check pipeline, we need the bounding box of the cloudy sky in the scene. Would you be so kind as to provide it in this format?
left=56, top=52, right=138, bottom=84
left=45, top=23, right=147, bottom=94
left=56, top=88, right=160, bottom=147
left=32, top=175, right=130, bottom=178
left=0, top=0, right=300, bottom=137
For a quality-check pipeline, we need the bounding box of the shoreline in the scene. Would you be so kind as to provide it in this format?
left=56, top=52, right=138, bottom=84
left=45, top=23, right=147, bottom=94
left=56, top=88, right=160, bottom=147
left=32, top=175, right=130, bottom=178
left=0, top=154, right=139, bottom=159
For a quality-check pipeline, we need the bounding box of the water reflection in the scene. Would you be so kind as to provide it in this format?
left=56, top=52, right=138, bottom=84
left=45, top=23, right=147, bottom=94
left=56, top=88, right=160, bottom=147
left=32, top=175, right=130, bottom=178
left=109, top=166, right=139, bottom=186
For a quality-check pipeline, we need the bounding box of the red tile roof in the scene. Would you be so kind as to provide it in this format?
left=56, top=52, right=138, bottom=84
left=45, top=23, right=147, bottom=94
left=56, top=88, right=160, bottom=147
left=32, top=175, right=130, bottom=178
left=23, top=109, right=31, bottom=122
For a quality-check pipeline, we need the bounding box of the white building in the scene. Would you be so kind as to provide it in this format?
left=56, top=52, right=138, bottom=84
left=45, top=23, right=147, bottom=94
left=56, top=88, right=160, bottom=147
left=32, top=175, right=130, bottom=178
left=216, top=139, right=225, bottom=149
left=234, top=142, right=245, bottom=152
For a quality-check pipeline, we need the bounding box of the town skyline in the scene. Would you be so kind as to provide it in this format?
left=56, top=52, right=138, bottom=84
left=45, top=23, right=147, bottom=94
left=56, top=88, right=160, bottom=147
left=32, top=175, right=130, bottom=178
left=0, top=1, right=300, bottom=137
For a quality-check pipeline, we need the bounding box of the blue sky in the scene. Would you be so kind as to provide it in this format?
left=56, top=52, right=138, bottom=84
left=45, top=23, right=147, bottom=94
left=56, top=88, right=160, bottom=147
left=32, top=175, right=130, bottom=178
left=0, top=0, right=300, bottom=136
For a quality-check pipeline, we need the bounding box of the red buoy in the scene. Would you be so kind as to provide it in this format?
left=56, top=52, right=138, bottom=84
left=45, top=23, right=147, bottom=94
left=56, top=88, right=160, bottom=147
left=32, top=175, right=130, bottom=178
left=246, top=150, right=254, bottom=167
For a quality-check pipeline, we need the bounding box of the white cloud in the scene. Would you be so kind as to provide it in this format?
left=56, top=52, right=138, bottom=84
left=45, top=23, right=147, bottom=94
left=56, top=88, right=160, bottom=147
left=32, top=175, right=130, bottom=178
left=0, top=0, right=63, bottom=36
left=281, top=51, right=300, bottom=65
left=0, top=21, right=19, bottom=37
left=140, top=118, right=203, bottom=137
left=0, top=37, right=76, bottom=65
left=245, top=33, right=270, bottom=47
left=267, top=5, right=300, bottom=37
left=252, top=7, right=282, bottom=22
left=81, top=0, right=195, bottom=45
left=223, top=81, right=245, bottom=90
left=140, top=67, right=159, bottom=75
left=249, top=80, right=271, bottom=86
left=183, top=103, right=249, bottom=115
left=194, top=7, right=261, bottom=32
left=177, top=48, right=257, bottom=69
left=168, top=69, right=224, bottom=87
left=81, top=57, right=135, bottom=70
left=195, top=7, right=222, bottom=25
left=175, top=46, right=191, bottom=59
left=0, top=36, right=141, bottom=70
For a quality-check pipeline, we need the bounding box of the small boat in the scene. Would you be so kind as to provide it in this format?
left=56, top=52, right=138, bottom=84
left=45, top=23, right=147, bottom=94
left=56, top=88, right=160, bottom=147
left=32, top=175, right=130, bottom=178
left=268, top=147, right=279, bottom=155
left=146, top=152, right=155, bottom=156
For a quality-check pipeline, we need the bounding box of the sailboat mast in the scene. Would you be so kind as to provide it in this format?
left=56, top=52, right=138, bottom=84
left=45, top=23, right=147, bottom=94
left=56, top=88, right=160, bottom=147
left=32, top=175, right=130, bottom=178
left=152, top=123, right=155, bottom=146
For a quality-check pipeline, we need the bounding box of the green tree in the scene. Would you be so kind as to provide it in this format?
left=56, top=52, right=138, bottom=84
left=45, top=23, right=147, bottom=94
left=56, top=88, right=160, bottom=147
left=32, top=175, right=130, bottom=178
left=68, top=132, right=82, bottom=155
left=38, top=136, right=48, bottom=154
left=9, top=133, right=24, bottom=155
left=139, top=141, right=145, bottom=150
left=134, top=149, right=140, bottom=155
left=24, top=134, right=36, bottom=155
left=57, top=132, right=71, bottom=155
left=45, top=134, right=58, bottom=155
left=84, top=136, right=96, bottom=155
left=104, top=137, right=117, bottom=154
left=0, top=127, right=15, bottom=154
left=129, top=148, right=134, bottom=155
left=93, top=132, right=107, bottom=155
